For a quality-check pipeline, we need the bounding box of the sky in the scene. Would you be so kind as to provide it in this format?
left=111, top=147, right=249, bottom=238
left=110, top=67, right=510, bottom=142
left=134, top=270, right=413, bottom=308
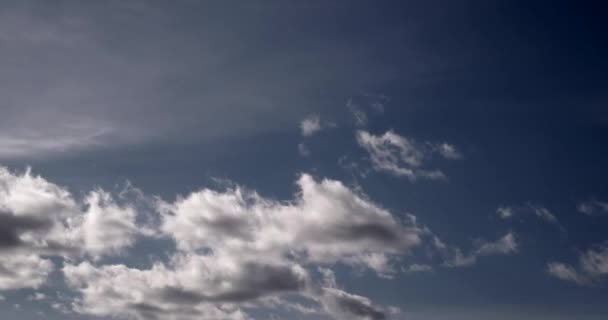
left=0, top=1, right=607, bottom=319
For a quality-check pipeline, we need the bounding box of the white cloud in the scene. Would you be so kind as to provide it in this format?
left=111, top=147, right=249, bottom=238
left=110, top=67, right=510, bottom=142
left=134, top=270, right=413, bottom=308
left=547, top=263, right=589, bottom=286
left=0, top=164, right=524, bottom=320
left=433, top=143, right=462, bottom=160
left=437, top=232, right=518, bottom=268
left=476, top=232, right=518, bottom=255
left=0, top=254, right=54, bottom=290
left=356, top=130, right=459, bottom=181
left=300, top=115, right=322, bottom=137
left=547, top=242, right=608, bottom=286
left=580, top=243, right=608, bottom=277
left=316, top=287, right=394, bottom=320
left=64, top=253, right=307, bottom=320
left=0, top=166, right=141, bottom=289
left=158, top=173, right=423, bottom=272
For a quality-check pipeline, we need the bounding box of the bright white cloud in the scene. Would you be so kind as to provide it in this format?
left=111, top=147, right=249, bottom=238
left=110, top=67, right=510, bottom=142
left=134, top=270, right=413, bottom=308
left=159, top=173, right=423, bottom=272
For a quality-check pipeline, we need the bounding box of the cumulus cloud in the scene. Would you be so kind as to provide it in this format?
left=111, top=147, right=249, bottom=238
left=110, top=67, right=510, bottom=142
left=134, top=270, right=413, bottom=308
left=158, top=173, right=423, bottom=272
left=0, top=166, right=141, bottom=289
left=59, top=171, right=418, bottom=320
left=402, top=264, right=433, bottom=273
left=356, top=130, right=459, bottom=181
left=547, top=242, right=608, bottom=286
left=0, top=254, right=54, bottom=290
left=0, top=165, right=519, bottom=320
left=64, top=253, right=308, bottom=320
left=577, top=199, right=608, bottom=216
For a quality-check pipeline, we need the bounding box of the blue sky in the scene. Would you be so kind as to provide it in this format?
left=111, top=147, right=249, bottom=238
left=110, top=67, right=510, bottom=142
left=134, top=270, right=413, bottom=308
left=0, top=1, right=607, bottom=319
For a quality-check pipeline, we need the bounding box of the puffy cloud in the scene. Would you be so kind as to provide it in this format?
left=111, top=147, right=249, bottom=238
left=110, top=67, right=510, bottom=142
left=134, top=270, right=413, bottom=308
left=0, top=164, right=523, bottom=320
left=64, top=253, right=308, bottom=320
left=80, top=190, right=138, bottom=258
left=577, top=199, right=608, bottom=216
left=0, top=166, right=140, bottom=289
left=159, top=173, right=422, bottom=272
left=547, top=242, right=608, bottom=286
left=356, top=130, right=459, bottom=181
left=0, top=254, right=54, bottom=290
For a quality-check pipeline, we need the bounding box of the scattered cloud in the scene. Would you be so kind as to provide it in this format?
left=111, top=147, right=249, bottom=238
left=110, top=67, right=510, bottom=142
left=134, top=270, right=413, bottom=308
left=158, top=173, right=423, bottom=273
left=0, top=164, right=528, bottom=320
left=432, top=142, right=463, bottom=160
left=436, top=232, right=518, bottom=268
left=496, top=204, right=563, bottom=230
left=301, top=115, right=323, bottom=137
left=300, top=115, right=336, bottom=137
left=547, top=242, right=608, bottom=286
left=356, top=130, right=460, bottom=181
left=577, top=199, right=608, bottom=216
left=547, top=263, right=590, bottom=286
left=476, top=232, right=518, bottom=255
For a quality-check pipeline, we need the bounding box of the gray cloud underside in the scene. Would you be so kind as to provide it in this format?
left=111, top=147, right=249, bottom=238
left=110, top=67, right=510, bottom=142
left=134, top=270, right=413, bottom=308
left=0, top=164, right=519, bottom=320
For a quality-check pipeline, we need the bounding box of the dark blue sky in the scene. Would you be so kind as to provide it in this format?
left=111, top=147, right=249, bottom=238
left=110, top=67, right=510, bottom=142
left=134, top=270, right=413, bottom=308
left=0, top=1, right=607, bottom=320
